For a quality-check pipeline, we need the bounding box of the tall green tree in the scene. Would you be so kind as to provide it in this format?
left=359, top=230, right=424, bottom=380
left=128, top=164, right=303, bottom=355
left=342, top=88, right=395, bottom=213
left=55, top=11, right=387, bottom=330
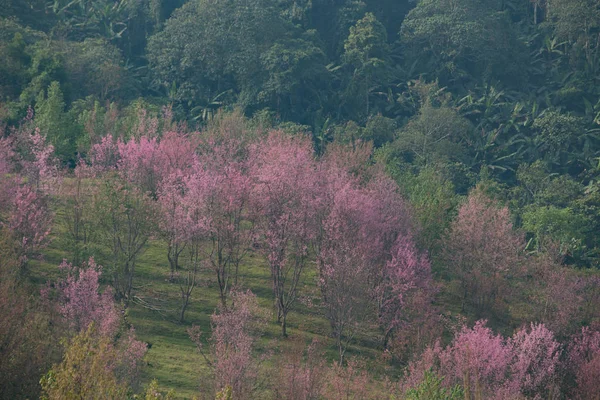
left=341, top=12, right=392, bottom=120
left=34, top=81, right=79, bottom=161
left=399, top=0, right=528, bottom=90
left=147, top=0, right=290, bottom=113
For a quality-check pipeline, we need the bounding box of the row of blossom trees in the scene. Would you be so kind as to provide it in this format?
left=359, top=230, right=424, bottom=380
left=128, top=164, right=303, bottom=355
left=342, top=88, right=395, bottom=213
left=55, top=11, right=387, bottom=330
left=79, top=113, right=434, bottom=362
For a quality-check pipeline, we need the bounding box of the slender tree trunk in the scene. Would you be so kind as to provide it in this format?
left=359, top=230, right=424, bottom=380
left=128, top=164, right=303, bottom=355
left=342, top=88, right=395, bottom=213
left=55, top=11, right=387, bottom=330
left=180, top=294, right=189, bottom=323
left=281, top=310, right=288, bottom=337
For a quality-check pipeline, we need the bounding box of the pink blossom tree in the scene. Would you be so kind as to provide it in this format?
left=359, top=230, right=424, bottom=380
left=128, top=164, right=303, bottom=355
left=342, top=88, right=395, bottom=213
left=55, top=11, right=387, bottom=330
left=46, top=257, right=147, bottom=388
left=321, top=358, right=372, bottom=400
left=6, top=182, right=52, bottom=270
left=274, top=338, right=325, bottom=400
left=406, top=320, right=563, bottom=400
left=53, top=257, right=120, bottom=337
left=92, top=176, right=154, bottom=301
left=157, top=171, right=189, bottom=282
left=377, top=234, right=436, bottom=351
left=568, top=327, right=600, bottom=400
left=315, top=166, right=418, bottom=361
left=117, top=135, right=164, bottom=195
left=508, top=323, right=561, bottom=398
left=187, top=138, right=256, bottom=308
left=6, top=108, right=59, bottom=193
left=250, top=131, right=319, bottom=336
left=439, top=320, right=513, bottom=399
left=188, top=290, right=264, bottom=398
left=316, top=181, right=379, bottom=362
left=444, top=189, right=523, bottom=316
left=89, top=135, right=120, bottom=173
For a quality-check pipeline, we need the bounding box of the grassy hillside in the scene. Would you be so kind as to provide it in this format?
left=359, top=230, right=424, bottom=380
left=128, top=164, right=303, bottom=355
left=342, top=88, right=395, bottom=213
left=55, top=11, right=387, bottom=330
left=32, top=199, right=390, bottom=398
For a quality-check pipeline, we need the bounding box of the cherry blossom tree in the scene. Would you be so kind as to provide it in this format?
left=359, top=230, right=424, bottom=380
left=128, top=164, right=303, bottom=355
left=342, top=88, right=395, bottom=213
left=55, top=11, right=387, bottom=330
left=89, top=134, right=120, bottom=173
left=117, top=135, right=164, bottom=195
left=316, top=182, right=379, bottom=362
left=43, top=257, right=148, bottom=390
left=322, top=358, right=372, bottom=400
left=189, top=150, right=256, bottom=308
left=274, top=338, right=325, bottom=400
left=508, top=323, right=561, bottom=399
left=92, top=176, right=154, bottom=301
left=157, top=171, right=189, bottom=282
left=406, top=320, right=562, bottom=400
left=188, top=290, right=264, bottom=398
left=445, top=189, right=523, bottom=316
left=315, top=165, right=418, bottom=361
left=6, top=182, right=52, bottom=270
left=377, top=234, right=436, bottom=350
left=53, top=257, right=120, bottom=337
left=568, top=327, right=600, bottom=400
left=250, top=131, right=319, bottom=336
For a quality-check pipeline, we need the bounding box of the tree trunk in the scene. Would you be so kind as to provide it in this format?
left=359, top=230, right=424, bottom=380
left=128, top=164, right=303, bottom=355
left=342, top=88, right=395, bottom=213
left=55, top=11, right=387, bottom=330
left=180, top=295, right=189, bottom=323
left=281, top=311, right=288, bottom=337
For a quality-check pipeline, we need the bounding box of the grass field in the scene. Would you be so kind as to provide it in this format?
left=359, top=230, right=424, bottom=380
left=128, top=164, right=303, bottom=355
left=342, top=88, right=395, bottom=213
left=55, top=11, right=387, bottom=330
left=33, top=205, right=393, bottom=398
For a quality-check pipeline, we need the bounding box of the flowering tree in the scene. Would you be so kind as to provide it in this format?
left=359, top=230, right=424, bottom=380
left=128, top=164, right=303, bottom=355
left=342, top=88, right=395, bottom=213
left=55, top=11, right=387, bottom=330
left=568, top=327, right=600, bottom=399
left=274, top=338, right=325, bottom=400
left=316, top=182, right=379, bottom=362
left=6, top=182, right=52, bottom=270
left=117, top=135, right=164, bottom=195
left=250, top=131, right=319, bottom=336
left=315, top=166, right=418, bottom=361
left=89, top=134, right=120, bottom=173
left=406, top=320, right=562, bottom=400
left=93, top=176, right=154, bottom=301
left=44, top=257, right=147, bottom=390
left=377, top=235, right=435, bottom=350
left=445, top=189, right=523, bottom=316
left=321, top=358, right=372, bottom=400
left=188, top=290, right=264, bottom=398
left=508, top=323, right=561, bottom=398
left=5, top=109, right=60, bottom=193
left=53, top=257, right=120, bottom=337
left=157, top=172, right=189, bottom=282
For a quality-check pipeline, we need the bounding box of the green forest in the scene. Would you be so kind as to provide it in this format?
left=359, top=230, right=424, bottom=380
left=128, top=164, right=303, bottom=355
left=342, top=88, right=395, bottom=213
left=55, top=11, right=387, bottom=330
left=1, top=0, right=600, bottom=399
